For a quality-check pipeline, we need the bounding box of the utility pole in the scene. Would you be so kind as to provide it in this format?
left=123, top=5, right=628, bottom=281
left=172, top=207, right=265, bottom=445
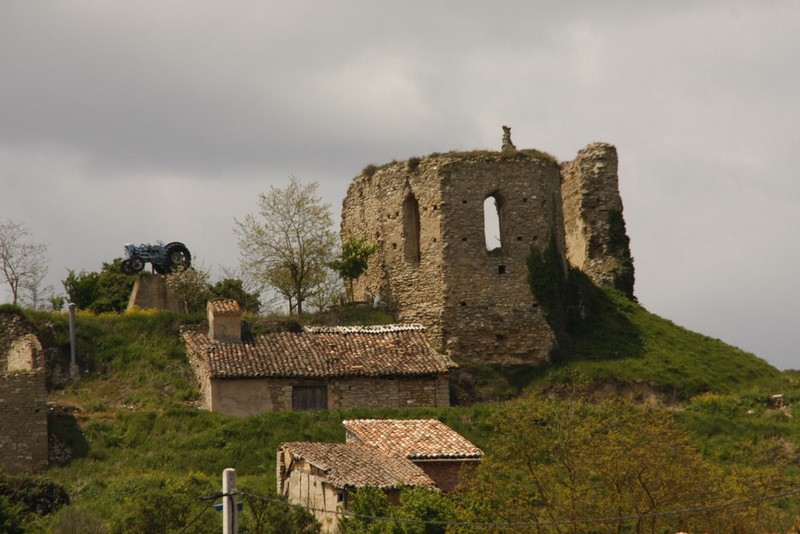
left=222, top=468, right=237, bottom=534
left=68, top=303, right=79, bottom=379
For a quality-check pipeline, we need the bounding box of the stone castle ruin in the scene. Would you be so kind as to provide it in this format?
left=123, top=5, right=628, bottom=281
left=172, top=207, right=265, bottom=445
left=341, top=128, right=633, bottom=364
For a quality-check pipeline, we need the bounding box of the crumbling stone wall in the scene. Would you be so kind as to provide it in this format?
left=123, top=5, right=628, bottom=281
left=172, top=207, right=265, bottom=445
left=561, top=143, right=634, bottom=295
left=0, top=312, right=48, bottom=474
left=0, top=370, right=48, bottom=473
left=341, top=133, right=633, bottom=365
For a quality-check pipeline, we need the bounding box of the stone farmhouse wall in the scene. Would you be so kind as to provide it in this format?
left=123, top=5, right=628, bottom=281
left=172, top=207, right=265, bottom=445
left=195, top=374, right=449, bottom=417
left=341, top=141, right=632, bottom=364
left=414, top=459, right=479, bottom=493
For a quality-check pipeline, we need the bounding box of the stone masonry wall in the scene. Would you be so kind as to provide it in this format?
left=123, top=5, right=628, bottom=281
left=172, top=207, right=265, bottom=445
left=206, top=376, right=449, bottom=416
left=561, top=143, right=633, bottom=292
left=342, top=152, right=565, bottom=364
left=341, top=138, right=632, bottom=366
left=341, top=160, right=447, bottom=342
left=0, top=312, right=48, bottom=474
left=0, top=370, right=48, bottom=474
left=415, top=459, right=479, bottom=492
left=438, top=154, right=564, bottom=364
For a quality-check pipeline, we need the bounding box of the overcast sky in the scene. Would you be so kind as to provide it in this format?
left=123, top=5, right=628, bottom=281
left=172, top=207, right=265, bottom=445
left=1, top=1, right=798, bottom=370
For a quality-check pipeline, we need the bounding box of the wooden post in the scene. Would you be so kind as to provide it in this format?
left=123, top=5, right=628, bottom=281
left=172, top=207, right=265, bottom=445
left=223, top=468, right=237, bottom=534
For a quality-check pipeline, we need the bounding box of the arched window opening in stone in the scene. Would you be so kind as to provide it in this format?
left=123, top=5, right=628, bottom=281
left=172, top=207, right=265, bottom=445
left=403, top=193, right=421, bottom=263
left=484, top=194, right=503, bottom=253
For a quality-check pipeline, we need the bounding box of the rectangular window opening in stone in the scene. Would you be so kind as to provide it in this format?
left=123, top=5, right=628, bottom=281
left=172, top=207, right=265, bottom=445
left=498, top=265, right=506, bottom=274
left=484, top=194, right=503, bottom=253
left=403, top=193, right=421, bottom=263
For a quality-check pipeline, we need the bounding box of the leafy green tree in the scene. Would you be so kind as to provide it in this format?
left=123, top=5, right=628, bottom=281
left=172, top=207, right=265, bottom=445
left=0, top=496, right=24, bottom=534
left=239, top=489, right=319, bottom=534
left=165, top=266, right=211, bottom=313
left=329, top=237, right=377, bottom=303
left=394, top=487, right=453, bottom=534
left=339, top=486, right=452, bottom=534
left=454, top=392, right=796, bottom=533
left=209, top=278, right=261, bottom=313
left=110, top=473, right=217, bottom=534
left=63, top=259, right=133, bottom=313
left=338, top=486, right=393, bottom=534
left=234, top=176, right=337, bottom=315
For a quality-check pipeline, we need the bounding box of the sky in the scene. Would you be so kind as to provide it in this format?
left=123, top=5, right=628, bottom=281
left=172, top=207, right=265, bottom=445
left=1, top=1, right=798, bottom=370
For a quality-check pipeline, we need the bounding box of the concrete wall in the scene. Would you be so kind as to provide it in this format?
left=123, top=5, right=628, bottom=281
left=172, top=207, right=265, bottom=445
left=127, top=274, right=182, bottom=311
left=203, top=376, right=450, bottom=417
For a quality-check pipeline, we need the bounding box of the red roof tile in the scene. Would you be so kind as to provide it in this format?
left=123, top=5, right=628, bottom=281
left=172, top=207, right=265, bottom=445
left=183, top=325, right=456, bottom=379
left=208, top=299, right=241, bottom=315
left=279, top=442, right=435, bottom=489
left=342, top=419, right=483, bottom=459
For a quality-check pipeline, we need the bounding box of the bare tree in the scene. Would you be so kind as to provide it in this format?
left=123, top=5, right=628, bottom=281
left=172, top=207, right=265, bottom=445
left=234, top=177, right=337, bottom=315
left=0, top=219, right=49, bottom=306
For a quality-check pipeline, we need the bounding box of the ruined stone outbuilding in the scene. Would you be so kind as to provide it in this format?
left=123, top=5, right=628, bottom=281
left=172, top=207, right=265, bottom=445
left=278, top=419, right=481, bottom=532
left=0, top=311, right=48, bottom=474
left=341, top=128, right=634, bottom=364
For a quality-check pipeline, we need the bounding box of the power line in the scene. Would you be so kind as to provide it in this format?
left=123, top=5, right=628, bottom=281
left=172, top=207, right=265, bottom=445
left=176, top=496, right=217, bottom=534
left=236, top=485, right=800, bottom=528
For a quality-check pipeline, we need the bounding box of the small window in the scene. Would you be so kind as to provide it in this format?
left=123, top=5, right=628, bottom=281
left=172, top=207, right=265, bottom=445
left=484, top=194, right=503, bottom=252
left=292, top=386, right=327, bottom=410
left=498, top=265, right=506, bottom=274
left=403, top=193, right=421, bottom=263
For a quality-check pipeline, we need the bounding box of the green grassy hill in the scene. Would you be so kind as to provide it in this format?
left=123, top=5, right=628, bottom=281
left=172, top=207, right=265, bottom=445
left=4, top=294, right=799, bottom=531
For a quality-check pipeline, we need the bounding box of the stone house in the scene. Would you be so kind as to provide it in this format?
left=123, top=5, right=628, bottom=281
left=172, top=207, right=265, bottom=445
left=182, top=300, right=456, bottom=417
left=0, top=311, right=48, bottom=474
left=343, top=418, right=483, bottom=492
left=277, top=419, right=481, bottom=532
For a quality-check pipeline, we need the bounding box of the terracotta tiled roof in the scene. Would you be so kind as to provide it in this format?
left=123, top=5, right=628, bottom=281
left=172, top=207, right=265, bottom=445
left=208, top=299, right=241, bottom=315
left=342, top=419, right=483, bottom=460
left=279, top=442, right=435, bottom=489
left=182, top=325, right=456, bottom=379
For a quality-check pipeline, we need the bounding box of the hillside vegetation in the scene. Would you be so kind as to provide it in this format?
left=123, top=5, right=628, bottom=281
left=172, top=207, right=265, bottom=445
left=4, top=292, right=800, bottom=532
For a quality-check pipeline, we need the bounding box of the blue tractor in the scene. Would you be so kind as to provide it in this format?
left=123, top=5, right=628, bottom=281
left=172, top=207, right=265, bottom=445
left=120, top=241, right=191, bottom=275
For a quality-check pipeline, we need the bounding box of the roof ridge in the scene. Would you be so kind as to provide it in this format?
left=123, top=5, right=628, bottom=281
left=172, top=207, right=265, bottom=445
left=302, top=323, right=425, bottom=334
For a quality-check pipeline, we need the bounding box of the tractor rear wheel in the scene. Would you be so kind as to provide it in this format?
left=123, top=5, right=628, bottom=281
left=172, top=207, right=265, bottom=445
left=164, top=243, right=191, bottom=272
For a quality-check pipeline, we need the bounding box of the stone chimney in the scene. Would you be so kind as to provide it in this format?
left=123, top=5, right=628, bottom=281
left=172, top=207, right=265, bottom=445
left=207, top=299, right=242, bottom=343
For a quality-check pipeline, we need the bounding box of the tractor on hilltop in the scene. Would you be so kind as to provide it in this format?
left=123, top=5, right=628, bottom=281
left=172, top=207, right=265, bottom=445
left=120, top=241, right=191, bottom=275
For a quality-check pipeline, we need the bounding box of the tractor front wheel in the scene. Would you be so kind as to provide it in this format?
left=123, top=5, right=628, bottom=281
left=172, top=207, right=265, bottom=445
left=129, top=256, right=145, bottom=273
left=121, top=259, right=134, bottom=274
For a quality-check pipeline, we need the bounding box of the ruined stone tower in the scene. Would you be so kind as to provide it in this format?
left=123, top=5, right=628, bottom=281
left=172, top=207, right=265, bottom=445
left=341, top=129, right=633, bottom=364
